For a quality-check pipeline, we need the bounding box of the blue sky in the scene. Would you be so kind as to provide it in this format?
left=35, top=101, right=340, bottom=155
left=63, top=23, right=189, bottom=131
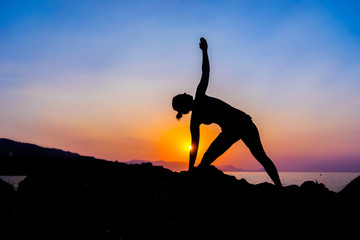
left=1, top=0, right=360, bottom=171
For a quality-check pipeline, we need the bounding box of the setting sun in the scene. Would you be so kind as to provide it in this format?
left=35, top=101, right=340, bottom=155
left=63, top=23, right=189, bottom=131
left=157, top=123, right=221, bottom=166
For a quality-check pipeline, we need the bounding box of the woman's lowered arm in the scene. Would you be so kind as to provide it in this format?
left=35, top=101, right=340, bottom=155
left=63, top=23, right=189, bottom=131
left=195, top=37, right=210, bottom=98
left=189, top=122, right=200, bottom=171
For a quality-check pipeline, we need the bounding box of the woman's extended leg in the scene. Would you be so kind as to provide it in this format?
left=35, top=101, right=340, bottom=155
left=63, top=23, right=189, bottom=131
left=242, top=122, right=282, bottom=187
left=198, top=132, right=239, bottom=168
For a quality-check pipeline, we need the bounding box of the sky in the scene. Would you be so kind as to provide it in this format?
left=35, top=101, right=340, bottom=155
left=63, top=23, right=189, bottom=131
left=1, top=0, right=360, bottom=171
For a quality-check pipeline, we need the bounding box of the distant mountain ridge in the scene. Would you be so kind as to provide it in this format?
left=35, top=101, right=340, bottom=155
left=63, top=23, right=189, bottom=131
left=0, top=138, right=79, bottom=159
left=0, top=138, right=259, bottom=173
left=0, top=138, right=99, bottom=175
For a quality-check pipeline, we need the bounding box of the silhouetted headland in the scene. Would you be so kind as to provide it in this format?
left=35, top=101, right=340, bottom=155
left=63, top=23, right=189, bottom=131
left=1, top=138, right=359, bottom=239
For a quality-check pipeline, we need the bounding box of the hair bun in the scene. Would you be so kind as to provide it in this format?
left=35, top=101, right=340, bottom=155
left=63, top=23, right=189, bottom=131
left=176, top=112, right=183, bottom=120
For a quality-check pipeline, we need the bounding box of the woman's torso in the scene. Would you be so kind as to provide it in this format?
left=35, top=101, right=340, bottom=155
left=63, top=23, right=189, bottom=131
left=191, top=95, right=251, bottom=131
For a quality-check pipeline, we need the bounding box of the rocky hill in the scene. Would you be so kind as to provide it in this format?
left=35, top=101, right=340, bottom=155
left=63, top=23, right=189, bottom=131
left=1, top=138, right=359, bottom=239
left=0, top=162, right=359, bottom=240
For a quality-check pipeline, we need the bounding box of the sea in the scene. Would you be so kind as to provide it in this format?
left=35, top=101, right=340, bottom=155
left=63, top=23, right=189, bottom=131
left=1, top=172, right=359, bottom=192
left=226, top=172, right=360, bottom=192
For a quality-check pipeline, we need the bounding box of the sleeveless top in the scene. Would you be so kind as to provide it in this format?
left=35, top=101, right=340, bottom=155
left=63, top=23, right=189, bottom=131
left=191, top=95, right=252, bottom=132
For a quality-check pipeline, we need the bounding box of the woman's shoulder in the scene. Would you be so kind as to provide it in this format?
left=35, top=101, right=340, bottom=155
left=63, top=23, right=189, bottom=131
left=194, top=95, right=225, bottom=109
left=193, top=94, right=209, bottom=107
left=194, top=94, right=214, bottom=102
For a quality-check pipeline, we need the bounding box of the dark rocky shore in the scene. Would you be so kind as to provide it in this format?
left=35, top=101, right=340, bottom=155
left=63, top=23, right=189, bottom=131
left=1, top=139, right=359, bottom=239
left=1, top=159, right=360, bottom=240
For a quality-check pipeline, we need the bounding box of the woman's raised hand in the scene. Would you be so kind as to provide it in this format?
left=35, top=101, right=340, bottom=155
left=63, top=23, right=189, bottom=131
left=199, top=37, right=208, bottom=51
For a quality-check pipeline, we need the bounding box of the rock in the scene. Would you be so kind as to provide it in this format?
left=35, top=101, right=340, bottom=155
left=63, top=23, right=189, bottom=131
left=0, top=179, right=16, bottom=225
left=300, top=180, right=330, bottom=194
left=339, top=175, right=360, bottom=198
left=182, top=165, right=237, bottom=182
left=9, top=163, right=360, bottom=239
left=0, top=178, right=15, bottom=195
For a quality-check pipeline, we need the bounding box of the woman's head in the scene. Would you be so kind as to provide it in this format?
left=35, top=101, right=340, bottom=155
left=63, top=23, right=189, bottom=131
left=172, top=93, right=193, bottom=119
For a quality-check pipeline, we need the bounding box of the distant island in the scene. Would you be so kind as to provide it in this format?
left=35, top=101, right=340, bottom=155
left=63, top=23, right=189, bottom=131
left=126, top=159, right=264, bottom=172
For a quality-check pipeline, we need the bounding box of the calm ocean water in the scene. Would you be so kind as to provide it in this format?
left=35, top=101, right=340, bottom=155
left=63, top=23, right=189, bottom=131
left=226, top=172, right=360, bottom=192
left=1, top=172, right=359, bottom=192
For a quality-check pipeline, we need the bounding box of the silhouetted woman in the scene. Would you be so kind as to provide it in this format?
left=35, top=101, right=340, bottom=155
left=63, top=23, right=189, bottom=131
left=172, top=38, right=282, bottom=187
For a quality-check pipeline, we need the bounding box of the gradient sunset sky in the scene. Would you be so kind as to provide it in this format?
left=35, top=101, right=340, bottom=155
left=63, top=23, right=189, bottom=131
left=1, top=0, right=360, bottom=171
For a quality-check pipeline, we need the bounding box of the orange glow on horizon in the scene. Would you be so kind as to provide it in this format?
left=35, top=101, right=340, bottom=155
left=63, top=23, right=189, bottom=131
left=157, top=124, right=220, bottom=164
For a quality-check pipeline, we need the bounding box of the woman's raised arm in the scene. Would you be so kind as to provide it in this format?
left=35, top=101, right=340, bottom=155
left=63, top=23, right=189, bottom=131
left=195, top=37, right=210, bottom=98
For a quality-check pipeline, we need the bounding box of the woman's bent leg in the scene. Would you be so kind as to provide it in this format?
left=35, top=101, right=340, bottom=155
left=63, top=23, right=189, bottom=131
left=198, top=132, right=239, bottom=168
left=242, top=122, right=282, bottom=187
